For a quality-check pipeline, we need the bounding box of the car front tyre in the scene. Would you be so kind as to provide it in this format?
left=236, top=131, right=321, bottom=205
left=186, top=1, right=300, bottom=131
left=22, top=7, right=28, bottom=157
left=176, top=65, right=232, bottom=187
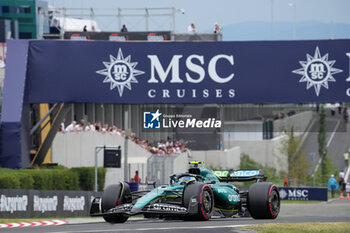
left=101, top=182, right=130, bottom=223
left=183, top=183, right=214, bottom=220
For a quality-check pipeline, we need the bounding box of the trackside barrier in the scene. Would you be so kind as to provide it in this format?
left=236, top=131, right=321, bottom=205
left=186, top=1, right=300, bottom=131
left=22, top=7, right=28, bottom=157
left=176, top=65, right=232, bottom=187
left=0, top=189, right=101, bottom=218
left=278, top=187, right=328, bottom=201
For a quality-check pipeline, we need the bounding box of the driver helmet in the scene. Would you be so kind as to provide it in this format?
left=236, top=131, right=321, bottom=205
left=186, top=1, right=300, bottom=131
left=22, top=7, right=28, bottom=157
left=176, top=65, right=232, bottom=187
left=179, top=176, right=197, bottom=185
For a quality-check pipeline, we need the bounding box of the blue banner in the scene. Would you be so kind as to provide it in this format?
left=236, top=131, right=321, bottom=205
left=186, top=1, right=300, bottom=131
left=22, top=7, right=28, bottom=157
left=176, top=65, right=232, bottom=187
left=25, top=39, right=350, bottom=103
left=2, top=39, right=350, bottom=168
left=278, top=187, right=328, bottom=201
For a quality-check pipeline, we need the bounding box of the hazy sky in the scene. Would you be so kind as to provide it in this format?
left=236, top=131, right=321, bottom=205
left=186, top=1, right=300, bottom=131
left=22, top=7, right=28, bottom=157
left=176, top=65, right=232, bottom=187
left=48, top=0, right=350, bottom=33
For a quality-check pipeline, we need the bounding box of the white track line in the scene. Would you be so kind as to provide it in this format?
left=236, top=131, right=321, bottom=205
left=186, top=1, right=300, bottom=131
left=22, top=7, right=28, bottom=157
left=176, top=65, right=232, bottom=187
left=326, top=120, right=340, bottom=148
left=313, top=119, right=340, bottom=174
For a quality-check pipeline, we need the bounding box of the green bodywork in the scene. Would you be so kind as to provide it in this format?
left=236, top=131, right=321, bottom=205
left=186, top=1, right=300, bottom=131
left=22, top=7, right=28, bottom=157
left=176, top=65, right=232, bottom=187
left=133, top=185, right=183, bottom=209
left=133, top=167, right=241, bottom=211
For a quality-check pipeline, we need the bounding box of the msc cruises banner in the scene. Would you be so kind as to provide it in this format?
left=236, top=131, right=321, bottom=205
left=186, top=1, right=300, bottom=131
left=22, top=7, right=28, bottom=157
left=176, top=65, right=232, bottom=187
left=278, top=187, right=328, bottom=201
left=25, top=39, right=350, bottom=103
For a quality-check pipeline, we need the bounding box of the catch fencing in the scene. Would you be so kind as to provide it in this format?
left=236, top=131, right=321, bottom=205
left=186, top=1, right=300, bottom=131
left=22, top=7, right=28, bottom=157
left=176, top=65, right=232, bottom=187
left=147, top=155, right=178, bottom=185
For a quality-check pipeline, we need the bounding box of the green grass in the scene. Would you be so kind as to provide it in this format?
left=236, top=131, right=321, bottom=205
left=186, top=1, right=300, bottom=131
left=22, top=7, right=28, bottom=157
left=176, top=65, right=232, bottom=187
left=328, top=191, right=341, bottom=199
left=244, top=222, right=350, bottom=233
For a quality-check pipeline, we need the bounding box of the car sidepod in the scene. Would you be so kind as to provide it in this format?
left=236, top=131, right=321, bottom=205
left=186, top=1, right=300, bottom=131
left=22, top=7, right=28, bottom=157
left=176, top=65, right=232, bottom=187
left=212, top=183, right=240, bottom=211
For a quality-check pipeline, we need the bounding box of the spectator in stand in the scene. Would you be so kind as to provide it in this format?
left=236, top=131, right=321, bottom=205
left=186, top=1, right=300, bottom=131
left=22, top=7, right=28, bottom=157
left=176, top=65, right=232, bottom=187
left=61, top=120, right=190, bottom=156
left=59, top=118, right=66, bottom=132
left=121, top=24, right=128, bottom=32
left=95, top=121, right=101, bottom=132
left=287, top=110, right=296, bottom=117
left=111, top=125, right=118, bottom=134
left=74, top=124, right=81, bottom=132
left=140, top=140, right=148, bottom=149
left=85, top=122, right=93, bottom=131
left=120, top=129, right=125, bottom=137
left=83, top=25, right=87, bottom=32
left=187, top=23, right=196, bottom=34
left=65, top=121, right=77, bottom=132
left=116, top=128, right=121, bottom=136
left=75, top=119, right=85, bottom=132
left=102, top=123, right=109, bottom=132
left=213, top=22, right=222, bottom=34
left=284, top=177, right=288, bottom=187
left=328, top=174, right=338, bottom=198
left=131, top=132, right=136, bottom=141
left=80, top=119, right=86, bottom=128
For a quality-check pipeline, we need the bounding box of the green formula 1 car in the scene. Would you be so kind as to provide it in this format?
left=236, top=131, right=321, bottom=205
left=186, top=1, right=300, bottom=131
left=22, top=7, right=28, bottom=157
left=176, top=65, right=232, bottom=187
left=90, top=162, right=280, bottom=223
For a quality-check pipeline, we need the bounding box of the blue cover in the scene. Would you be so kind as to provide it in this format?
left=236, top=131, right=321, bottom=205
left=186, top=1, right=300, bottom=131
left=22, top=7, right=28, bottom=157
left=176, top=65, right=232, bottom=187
left=25, top=39, right=350, bottom=104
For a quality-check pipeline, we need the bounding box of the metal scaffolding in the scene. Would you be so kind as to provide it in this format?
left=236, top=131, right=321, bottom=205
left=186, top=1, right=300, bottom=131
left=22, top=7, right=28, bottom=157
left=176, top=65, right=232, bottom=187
left=39, top=7, right=182, bottom=38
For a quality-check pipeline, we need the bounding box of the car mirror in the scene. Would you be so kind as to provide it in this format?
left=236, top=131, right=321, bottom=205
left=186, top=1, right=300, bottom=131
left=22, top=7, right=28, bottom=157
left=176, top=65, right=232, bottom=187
left=147, top=181, right=157, bottom=188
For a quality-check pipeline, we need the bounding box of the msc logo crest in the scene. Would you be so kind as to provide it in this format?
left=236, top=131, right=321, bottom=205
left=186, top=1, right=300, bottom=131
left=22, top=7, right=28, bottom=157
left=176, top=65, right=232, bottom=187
left=292, top=46, right=343, bottom=96
left=279, top=189, right=287, bottom=199
left=96, top=48, right=144, bottom=97
left=143, top=109, right=162, bottom=129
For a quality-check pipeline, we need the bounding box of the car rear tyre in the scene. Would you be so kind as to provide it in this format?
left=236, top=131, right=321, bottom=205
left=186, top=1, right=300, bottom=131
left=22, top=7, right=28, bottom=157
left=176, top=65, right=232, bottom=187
left=101, top=182, right=131, bottom=223
left=183, top=183, right=214, bottom=220
left=247, top=182, right=280, bottom=219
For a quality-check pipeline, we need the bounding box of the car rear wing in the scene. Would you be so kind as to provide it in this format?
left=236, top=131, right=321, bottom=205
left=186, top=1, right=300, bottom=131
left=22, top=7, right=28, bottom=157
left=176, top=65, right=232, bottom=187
left=213, top=169, right=267, bottom=182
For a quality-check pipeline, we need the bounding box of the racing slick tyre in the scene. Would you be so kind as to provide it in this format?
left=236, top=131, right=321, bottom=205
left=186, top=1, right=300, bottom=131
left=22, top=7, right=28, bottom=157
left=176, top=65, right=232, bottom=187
left=182, top=183, right=214, bottom=221
left=247, top=182, right=280, bottom=219
left=101, top=182, right=131, bottom=223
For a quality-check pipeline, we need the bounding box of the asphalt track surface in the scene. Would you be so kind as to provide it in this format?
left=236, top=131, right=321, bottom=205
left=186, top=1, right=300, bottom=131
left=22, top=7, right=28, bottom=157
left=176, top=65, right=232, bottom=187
left=3, top=199, right=350, bottom=233
left=301, top=111, right=350, bottom=171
